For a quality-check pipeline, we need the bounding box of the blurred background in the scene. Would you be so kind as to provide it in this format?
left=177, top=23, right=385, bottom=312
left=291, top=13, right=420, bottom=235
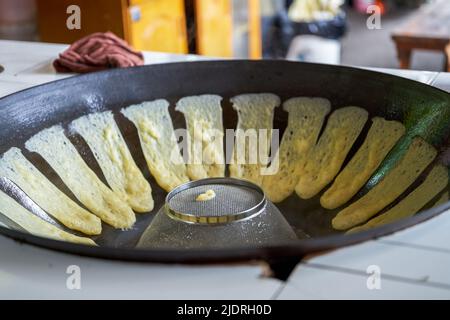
left=0, top=0, right=448, bottom=71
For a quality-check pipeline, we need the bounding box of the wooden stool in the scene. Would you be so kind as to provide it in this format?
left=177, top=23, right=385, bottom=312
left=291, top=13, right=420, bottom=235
left=391, top=0, right=450, bottom=72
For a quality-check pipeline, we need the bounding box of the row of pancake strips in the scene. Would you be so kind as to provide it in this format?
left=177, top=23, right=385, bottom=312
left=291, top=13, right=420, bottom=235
left=0, top=94, right=448, bottom=245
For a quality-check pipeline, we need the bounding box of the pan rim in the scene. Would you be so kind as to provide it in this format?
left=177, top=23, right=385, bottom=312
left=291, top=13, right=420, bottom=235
left=0, top=60, right=449, bottom=264
left=1, top=60, right=449, bottom=104
left=0, top=200, right=449, bottom=263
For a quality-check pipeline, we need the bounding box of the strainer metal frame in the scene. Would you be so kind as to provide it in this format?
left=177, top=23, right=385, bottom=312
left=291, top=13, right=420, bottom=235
left=165, top=178, right=267, bottom=225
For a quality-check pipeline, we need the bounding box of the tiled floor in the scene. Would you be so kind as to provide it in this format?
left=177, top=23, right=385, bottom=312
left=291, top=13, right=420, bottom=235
left=0, top=40, right=450, bottom=299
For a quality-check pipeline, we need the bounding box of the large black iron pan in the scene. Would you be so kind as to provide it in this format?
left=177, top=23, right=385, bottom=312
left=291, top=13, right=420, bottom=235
left=0, top=60, right=449, bottom=279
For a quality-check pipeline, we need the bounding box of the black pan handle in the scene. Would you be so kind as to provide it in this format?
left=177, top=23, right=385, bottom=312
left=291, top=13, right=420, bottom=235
left=266, top=255, right=304, bottom=281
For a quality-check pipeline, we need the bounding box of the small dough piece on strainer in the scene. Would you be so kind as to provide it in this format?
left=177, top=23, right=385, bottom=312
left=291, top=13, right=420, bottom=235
left=347, top=164, right=448, bottom=234
left=332, top=137, right=437, bottom=230
left=295, top=106, right=368, bottom=199
left=0, top=190, right=96, bottom=245
left=321, top=117, right=405, bottom=209
left=229, top=93, right=280, bottom=186
left=71, top=111, right=153, bottom=213
left=262, top=97, right=331, bottom=203
left=0, top=148, right=101, bottom=235
left=25, top=126, right=136, bottom=229
left=122, top=99, right=189, bottom=192
left=176, top=95, right=225, bottom=180
left=196, top=189, right=216, bottom=201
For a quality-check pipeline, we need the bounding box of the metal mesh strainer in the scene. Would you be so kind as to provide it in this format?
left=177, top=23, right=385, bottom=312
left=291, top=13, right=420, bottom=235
left=137, top=178, right=298, bottom=249
left=166, top=178, right=266, bottom=223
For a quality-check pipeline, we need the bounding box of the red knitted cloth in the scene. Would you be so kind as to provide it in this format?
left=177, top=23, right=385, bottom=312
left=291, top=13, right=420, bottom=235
left=53, top=32, right=144, bottom=73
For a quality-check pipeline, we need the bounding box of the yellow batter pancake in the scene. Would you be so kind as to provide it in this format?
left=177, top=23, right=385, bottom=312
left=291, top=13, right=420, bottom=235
left=121, top=99, right=189, bottom=192
left=332, top=137, right=437, bottom=230
left=262, top=97, right=331, bottom=202
left=176, top=95, right=225, bottom=179
left=25, top=126, right=136, bottom=229
left=71, top=111, right=153, bottom=213
left=432, top=190, right=449, bottom=208
left=321, top=117, right=405, bottom=209
left=0, top=190, right=96, bottom=245
left=295, top=106, right=368, bottom=199
left=348, top=164, right=448, bottom=233
left=0, top=148, right=101, bottom=235
left=229, top=93, right=280, bottom=186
